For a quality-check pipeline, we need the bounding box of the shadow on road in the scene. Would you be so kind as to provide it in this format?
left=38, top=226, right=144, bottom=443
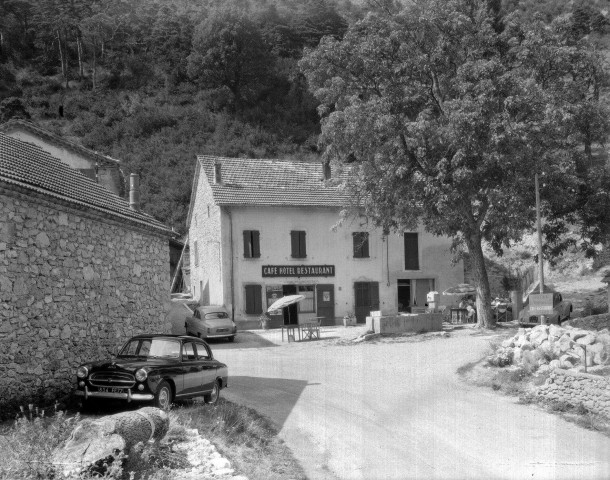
left=224, top=375, right=310, bottom=430
left=208, top=331, right=279, bottom=350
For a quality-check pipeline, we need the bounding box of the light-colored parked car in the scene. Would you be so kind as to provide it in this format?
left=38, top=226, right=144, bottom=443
left=185, top=305, right=237, bottom=342
left=521, top=292, right=572, bottom=325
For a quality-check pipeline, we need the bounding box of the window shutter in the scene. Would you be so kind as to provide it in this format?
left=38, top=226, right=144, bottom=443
left=253, top=284, right=262, bottom=313
left=363, top=233, right=369, bottom=258
left=352, top=233, right=360, bottom=258
left=252, top=230, right=260, bottom=258
left=243, top=231, right=251, bottom=258
left=300, top=231, right=306, bottom=258
left=404, top=233, right=419, bottom=270
left=370, top=282, right=380, bottom=309
left=245, top=285, right=254, bottom=313
left=245, top=285, right=262, bottom=314
left=291, top=231, right=299, bottom=258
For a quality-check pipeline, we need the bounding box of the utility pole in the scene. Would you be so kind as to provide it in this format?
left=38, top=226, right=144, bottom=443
left=535, top=173, right=546, bottom=325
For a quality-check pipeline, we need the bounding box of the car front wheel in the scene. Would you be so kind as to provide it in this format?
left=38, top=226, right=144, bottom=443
left=204, top=380, right=220, bottom=405
left=154, top=380, right=172, bottom=410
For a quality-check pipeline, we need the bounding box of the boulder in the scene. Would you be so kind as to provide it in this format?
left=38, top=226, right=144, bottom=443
left=538, top=340, right=552, bottom=354
left=559, top=353, right=579, bottom=369
left=558, top=335, right=572, bottom=353
left=576, top=334, right=596, bottom=346
left=530, top=329, right=549, bottom=347
left=549, top=359, right=561, bottom=369
left=502, top=338, right=515, bottom=348
left=515, top=335, right=528, bottom=348
left=569, top=330, right=588, bottom=341
left=520, top=341, right=534, bottom=351
left=587, top=342, right=609, bottom=365
left=513, top=347, right=523, bottom=363
left=549, top=324, right=565, bottom=339
left=52, top=407, right=169, bottom=477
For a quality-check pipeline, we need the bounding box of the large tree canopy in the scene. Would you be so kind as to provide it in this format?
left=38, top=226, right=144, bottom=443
left=300, top=0, right=609, bottom=327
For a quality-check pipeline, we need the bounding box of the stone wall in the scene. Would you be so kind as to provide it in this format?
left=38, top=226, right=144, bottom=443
left=537, top=369, right=610, bottom=418
left=0, top=191, right=171, bottom=411
left=566, top=313, right=610, bottom=331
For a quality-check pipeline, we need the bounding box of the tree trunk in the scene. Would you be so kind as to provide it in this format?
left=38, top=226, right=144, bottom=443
left=92, top=43, right=97, bottom=90
left=76, top=33, right=84, bottom=81
left=465, top=233, right=495, bottom=328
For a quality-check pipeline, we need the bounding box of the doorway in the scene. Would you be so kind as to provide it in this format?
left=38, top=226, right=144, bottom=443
left=282, top=284, right=298, bottom=325
left=354, top=282, right=379, bottom=323
left=316, top=284, right=335, bottom=326
left=397, top=279, right=411, bottom=313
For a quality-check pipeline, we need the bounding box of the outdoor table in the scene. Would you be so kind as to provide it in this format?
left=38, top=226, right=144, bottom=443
left=450, top=308, right=468, bottom=324
left=281, top=324, right=301, bottom=342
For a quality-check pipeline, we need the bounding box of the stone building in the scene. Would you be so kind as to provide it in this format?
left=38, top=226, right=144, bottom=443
left=187, top=155, right=464, bottom=328
left=0, top=133, right=174, bottom=409
left=0, top=119, right=124, bottom=196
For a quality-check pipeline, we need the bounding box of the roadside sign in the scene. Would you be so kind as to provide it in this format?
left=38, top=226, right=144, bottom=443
left=529, top=293, right=554, bottom=315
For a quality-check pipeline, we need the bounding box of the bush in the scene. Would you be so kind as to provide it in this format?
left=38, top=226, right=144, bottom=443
left=0, top=408, right=80, bottom=479
left=487, top=347, right=513, bottom=367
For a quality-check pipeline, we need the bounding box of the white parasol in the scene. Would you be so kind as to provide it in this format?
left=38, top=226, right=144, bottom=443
left=267, top=294, right=305, bottom=312
left=442, top=283, right=476, bottom=296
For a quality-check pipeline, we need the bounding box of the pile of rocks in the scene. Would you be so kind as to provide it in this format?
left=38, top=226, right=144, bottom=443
left=494, top=324, right=610, bottom=372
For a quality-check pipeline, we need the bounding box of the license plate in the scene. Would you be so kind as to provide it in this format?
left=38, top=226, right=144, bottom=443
left=216, top=329, right=228, bottom=333
left=98, top=387, right=124, bottom=393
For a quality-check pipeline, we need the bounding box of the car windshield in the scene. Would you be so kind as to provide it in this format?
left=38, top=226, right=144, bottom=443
left=118, top=338, right=181, bottom=359
left=205, top=312, right=229, bottom=319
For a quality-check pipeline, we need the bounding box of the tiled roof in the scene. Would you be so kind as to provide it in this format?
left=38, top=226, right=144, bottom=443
left=197, top=155, right=352, bottom=207
left=0, top=133, right=173, bottom=235
left=0, top=120, right=120, bottom=167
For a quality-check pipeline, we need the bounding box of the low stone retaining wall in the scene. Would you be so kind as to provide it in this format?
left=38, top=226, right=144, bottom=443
left=537, top=369, right=610, bottom=417
left=567, top=313, right=610, bottom=331
left=367, top=314, right=443, bottom=334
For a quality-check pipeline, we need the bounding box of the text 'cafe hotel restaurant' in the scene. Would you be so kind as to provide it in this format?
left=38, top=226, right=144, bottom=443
left=187, top=155, right=465, bottom=328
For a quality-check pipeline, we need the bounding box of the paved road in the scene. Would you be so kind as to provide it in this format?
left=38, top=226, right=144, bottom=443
left=211, top=328, right=610, bottom=480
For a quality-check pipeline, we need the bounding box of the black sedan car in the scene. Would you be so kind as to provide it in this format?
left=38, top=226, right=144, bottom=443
left=74, top=334, right=228, bottom=410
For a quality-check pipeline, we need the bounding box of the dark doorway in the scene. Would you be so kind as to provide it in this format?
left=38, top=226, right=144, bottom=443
left=282, top=284, right=298, bottom=325
left=397, top=279, right=411, bottom=313
left=354, top=282, right=379, bottom=323
left=316, top=284, right=335, bottom=325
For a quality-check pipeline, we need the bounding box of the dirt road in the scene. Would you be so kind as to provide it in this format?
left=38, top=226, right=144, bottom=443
left=211, top=326, right=610, bottom=480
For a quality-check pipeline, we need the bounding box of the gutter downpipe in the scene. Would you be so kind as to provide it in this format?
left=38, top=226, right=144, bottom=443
left=227, top=208, right=235, bottom=322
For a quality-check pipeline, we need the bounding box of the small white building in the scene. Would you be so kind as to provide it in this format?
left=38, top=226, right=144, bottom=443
left=187, top=156, right=464, bottom=327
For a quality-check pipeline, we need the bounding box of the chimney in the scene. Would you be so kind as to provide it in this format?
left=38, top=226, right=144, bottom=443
left=214, top=163, right=222, bottom=184
left=129, top=173, right=140, bottom=210
left=322, top=161, right=331, bottom=181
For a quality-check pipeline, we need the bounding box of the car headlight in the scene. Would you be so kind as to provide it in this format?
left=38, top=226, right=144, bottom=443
left=76, top=366, right=88, bottom=379
left=135, top=368, right=148, bottom=382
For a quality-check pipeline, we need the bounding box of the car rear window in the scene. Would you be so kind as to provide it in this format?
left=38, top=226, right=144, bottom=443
left=205, top=312, right=229, bottom=319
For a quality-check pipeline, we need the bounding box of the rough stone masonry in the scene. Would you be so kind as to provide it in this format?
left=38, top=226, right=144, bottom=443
left=0, top=192, right=171, bottom=411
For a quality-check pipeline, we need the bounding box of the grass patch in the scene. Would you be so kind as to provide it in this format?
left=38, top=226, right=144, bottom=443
left=172, top=398, right=306, bottom=480
left=0, top=399, right=305, bottom=480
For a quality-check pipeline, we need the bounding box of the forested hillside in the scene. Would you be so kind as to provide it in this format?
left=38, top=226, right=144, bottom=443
left=0, top=0, right=609, bottom=232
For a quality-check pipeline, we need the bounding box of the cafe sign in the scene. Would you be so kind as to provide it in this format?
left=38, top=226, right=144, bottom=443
left=529, top=293, right=554, bottom=316
left=262, top=265, right=335, bottom=277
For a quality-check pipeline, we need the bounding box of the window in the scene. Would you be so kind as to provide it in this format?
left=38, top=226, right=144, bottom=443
left=243, top=230, right=261, bottom=258
left=182, top=342, right=196, bottom=360
left=194, top=240, right=199, bottom=267
left=195, top=342, right=211, bottom=360
left=290, top=230, right=306, bottom=258
left=245, top=284, right=262, bottom=314
left=404, top=233, right=419, bottom=270
left=353, top=232, right=369, bottom=258
left=298, top=285, right=315, bottom=313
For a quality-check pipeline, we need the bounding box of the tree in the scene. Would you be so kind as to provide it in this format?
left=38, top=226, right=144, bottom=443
left=187, top=7, right=275, bottom=108
left=300, top=0, right=608, bottom=328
